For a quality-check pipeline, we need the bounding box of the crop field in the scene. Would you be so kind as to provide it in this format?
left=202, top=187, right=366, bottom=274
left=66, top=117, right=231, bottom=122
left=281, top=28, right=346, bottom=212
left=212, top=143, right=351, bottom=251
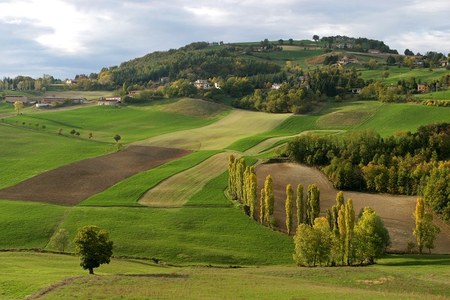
left=415, top=89, right=450, bottom=101
left=139, top=152, right=233, bottom=207
left=1, top=97, right=450, bottom=299
left=135, top=109, right=290, bottom=150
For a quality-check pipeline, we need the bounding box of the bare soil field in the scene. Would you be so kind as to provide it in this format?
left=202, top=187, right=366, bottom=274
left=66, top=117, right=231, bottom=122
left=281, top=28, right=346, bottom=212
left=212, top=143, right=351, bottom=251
left=255, top=162, right=450, bottom=254
left=0, top=146, right=190, bottom=205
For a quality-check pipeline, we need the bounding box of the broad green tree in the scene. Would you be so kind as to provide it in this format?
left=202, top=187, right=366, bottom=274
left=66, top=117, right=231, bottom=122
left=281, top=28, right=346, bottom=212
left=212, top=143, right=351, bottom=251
left=293, top=217, right=332, bottom=267
left=74, top=225, right=113, bottom=274
left=285, top=184, right=294, bottom=235
left=354, top=207, right=390, bottom=264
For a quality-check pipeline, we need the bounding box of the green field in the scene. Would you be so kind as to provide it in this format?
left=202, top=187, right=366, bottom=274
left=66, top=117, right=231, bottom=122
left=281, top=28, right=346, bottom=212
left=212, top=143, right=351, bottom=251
left=1, top=97, right=450, bottom=299
left=360, top=66, right=448, bottom=84
left=1, top=252, right=448, bottom=299
left=415, top=89, right=450, bottom=101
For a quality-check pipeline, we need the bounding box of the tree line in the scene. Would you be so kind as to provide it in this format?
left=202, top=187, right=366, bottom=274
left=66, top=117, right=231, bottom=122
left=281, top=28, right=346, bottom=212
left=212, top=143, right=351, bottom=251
left=286, top=123, right=450, bottom=220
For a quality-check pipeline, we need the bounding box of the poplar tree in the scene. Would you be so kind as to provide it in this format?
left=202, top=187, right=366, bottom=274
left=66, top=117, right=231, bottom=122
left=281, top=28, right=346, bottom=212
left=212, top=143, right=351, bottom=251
left=307, top=184, right=320, bottom=226
left=285, top=184, right=294, bottom=235
left=337, top=206, right=347, bottom=265
left=264, top=175, right=274, bottom=224
left=249, top=173, right=258, bottom=219
left=344, top=198, right=355, bottom=265
left=236, top=158, right=246, bottom=202
left=296, top=184, right=304, bottom=226
left=259, top=188, right=266, bottom=224
left=228, top=155, right=237, bottom=199
left=413, top=197, right=426, bottom=253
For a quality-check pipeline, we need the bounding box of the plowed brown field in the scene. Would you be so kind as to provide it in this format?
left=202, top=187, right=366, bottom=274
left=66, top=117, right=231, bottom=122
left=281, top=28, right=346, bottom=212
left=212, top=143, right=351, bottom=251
left=255, top=162, right=450, bottom=254
left=0, top=146, right=190, bottom=205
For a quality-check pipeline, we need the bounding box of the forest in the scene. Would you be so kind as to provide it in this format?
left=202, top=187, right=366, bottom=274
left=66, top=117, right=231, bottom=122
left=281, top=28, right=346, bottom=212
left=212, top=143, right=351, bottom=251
left=285, top=123, right=450, bottom=220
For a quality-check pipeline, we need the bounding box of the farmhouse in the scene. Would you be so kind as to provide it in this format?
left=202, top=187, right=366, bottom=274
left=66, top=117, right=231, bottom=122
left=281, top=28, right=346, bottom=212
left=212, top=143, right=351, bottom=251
left=417, top=83, right=429, bottom=93
left=271, top=83, right=282, bottom=90
left=194, top=79, right=212, bottom=90
left=5, top=95, right=29, bottom=104
left=98, top=97, right=121, bottom=106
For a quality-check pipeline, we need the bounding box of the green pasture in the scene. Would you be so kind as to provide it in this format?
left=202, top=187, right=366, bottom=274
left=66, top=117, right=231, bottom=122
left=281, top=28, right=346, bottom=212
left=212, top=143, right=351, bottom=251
left=0, top=252, right=448, bottom=300
left=414, top=89, right=450, bottom=100
left=0, top=102, right=13, bottom=114
left=0, top=252, right=171, bottom=300
left=360, top=67, right=449, bottom=84
left=4, top=101, right=221, bottom=144
left=357, top=103, right=450, bottom=135
left=0, top=124, right=111, bottom=189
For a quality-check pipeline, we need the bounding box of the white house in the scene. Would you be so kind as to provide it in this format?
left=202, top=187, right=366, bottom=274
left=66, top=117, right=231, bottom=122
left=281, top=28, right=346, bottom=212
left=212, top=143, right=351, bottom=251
left=194, top=79, right=212, bottom=90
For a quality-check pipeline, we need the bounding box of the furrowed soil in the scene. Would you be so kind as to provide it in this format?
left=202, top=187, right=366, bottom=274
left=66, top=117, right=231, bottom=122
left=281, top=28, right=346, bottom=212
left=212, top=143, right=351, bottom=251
left=0, top=146, right=190, bottom=205
left=255, top=162, right=450, bottom=254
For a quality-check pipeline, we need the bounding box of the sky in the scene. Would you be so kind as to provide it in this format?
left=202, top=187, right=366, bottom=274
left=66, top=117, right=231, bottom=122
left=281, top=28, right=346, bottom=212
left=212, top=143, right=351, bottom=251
left=0, top=0, right=449, bottom=79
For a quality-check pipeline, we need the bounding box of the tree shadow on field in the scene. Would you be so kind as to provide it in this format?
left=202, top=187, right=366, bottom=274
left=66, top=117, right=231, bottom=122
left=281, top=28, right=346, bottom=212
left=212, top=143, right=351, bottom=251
left=379, top=254, right=450, bottom=267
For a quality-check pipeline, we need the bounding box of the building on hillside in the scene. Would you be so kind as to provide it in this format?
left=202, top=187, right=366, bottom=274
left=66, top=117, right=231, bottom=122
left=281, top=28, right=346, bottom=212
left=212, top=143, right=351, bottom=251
left=65, top=79, right=78, bottom=85
left=98, top=97, right=121, bottom=106
left=194, top=79, right=212, bottom=90
left=271, top=83, right=282, bottom=90
left=368, top=49, right=381, bottom=54
left=5, top=95, right=29, bottom=104
left=417, top=83, right=429, bottom=93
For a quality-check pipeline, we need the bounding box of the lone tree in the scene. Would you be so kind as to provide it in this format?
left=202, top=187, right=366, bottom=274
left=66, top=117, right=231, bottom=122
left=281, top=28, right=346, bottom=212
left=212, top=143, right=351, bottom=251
left=74, top=225, right=113, bottom=275
left=113, top=134, right=121, bottom=143
left=14, top=101, right=23, bottom=115
left=312, top=35, right=320, bottom=43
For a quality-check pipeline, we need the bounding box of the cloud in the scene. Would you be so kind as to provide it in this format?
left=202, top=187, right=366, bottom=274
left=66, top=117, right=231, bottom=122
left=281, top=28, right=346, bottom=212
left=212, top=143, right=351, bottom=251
left=0, top=0, right=449, bottom=79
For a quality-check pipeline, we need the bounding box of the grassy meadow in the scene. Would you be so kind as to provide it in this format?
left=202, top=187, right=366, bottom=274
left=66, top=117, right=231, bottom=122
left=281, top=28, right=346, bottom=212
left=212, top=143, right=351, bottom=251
left=1, top=252, right=448, bottom=300
left=1, top=95, right=450, bottom=299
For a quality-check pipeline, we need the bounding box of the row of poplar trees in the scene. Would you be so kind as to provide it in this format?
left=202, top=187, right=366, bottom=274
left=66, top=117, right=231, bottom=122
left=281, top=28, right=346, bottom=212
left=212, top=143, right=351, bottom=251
left=228, top=155, right=320, bottom=230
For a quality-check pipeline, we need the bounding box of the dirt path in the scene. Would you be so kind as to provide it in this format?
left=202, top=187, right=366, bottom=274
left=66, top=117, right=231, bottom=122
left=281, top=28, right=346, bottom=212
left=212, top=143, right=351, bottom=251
left=0, top=146, right=190, bottom=205
left=255, top=162, right=450, bottom=254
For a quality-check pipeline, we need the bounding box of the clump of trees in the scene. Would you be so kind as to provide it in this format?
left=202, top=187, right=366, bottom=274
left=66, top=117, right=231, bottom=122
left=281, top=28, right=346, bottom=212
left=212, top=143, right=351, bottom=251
left=286, top=124, right=450, bottom=220
left=293, top=192, right=390, bottom=267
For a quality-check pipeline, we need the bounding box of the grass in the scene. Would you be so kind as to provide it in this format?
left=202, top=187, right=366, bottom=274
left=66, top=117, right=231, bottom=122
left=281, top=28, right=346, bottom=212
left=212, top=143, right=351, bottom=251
left=55, top=206, right=293, bottom=265
left=0, top=252, right=448, bottom=300
left=0, top=124, right=112, bottom=189
left=359, top=66, right=448, bottom=85
left=414, top=89, right=450, bottom=100
left=0, top=252, right=172, bottom=300
left=139, top=152, right=231, bottom=207
left=357, top=103, right=450, bottom=136
left=81, top=150, right=219, bottom=206
left=135, top=109, right=290, bottom=150
left=0, top=200, right=67, bottom=249
left=4, top=102, right=220, bottom=144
